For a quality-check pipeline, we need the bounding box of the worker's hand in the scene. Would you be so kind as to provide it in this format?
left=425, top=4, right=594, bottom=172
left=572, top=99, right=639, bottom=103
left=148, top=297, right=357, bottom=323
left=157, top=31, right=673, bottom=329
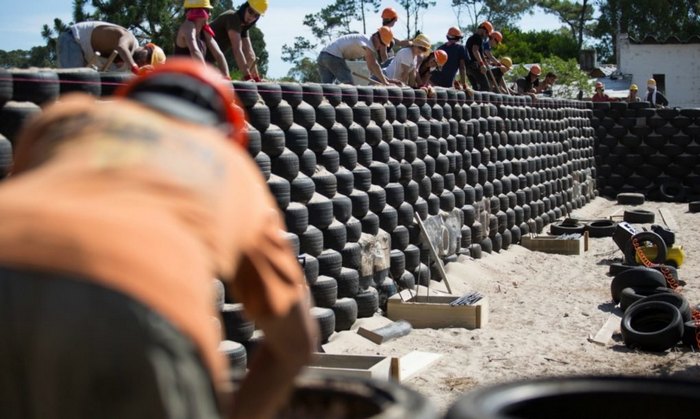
left=479, top=64, right=487, bottom=74
left=388, top=78, right=404, bottom=86
left=137, top=65, right=155, bottom=75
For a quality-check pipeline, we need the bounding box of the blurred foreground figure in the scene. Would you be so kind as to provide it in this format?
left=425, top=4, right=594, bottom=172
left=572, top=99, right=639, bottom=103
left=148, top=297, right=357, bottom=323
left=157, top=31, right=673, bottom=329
left=0, top=59, right=317, bottom=419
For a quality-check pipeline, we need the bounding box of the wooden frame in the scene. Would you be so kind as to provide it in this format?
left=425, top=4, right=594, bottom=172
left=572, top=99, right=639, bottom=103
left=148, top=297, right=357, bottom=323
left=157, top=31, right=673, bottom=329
left=304, top=353, right=392, bottom=380
left=387, top=289, right=488, bottom=329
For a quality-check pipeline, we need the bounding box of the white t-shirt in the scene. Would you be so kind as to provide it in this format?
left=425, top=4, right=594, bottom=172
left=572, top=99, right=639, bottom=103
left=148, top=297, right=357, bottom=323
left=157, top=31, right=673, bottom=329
left=384, top=47, right=416, bottom=80
left=323, top=34, right=373, bottom=60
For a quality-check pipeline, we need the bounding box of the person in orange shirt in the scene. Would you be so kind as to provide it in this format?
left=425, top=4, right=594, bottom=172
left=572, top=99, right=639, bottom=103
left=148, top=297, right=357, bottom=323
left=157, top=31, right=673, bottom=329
left=0, top=59, right=317, bottom=419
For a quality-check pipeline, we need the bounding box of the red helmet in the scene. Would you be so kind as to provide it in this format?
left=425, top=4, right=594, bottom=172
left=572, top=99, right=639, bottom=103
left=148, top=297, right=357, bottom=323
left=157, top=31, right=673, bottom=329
left=595, top=81, right=604, bottom=89
left=447, top=26, right=463, bottom=39
left=490, top=31, right=503, bottom=44
left=116, top=58, right=246, bottom=146
left=381, top=7, right=398, bottom=21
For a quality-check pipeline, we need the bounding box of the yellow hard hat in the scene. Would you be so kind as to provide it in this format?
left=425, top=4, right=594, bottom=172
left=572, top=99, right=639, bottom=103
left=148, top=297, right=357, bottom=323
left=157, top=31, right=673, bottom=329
left=500, top=56, right=512, bottom=70
left=377, top=26, right=393, bottom=46
left=146, top=43, right=166, bottom=66
left=630, top=84, right=638, bottom=91
left=413, top=34, right=432, bottom=51
left=647, top=78, right=656, bottom=86
left=248, top=0, right=268, bottom=15
left=183, top=0, right=212, bottom=9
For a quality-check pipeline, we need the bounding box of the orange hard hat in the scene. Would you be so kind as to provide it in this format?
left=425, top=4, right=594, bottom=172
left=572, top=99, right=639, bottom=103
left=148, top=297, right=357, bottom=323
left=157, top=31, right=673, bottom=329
left=490, top=31, right=503, bottom=44
left=377, top=26, right=394, bottom=46
left=115, top=58, right=246, bottom=147
left=595, top=81, right=604, bottom=89
left=530, top=64, right=541, bottom=76
left=434, top=49, right=448, bottom=67
left=447, top=26, right=463, bottom=38
left=478, top=21, right=493, bottom=34
left=381, top=7, right=398, bottom=20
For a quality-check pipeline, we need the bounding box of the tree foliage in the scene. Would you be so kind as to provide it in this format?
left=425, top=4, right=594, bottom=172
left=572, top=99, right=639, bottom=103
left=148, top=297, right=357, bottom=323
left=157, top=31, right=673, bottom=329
left=593, top=0, right=700, bottom=63
left=451, top=0, right=535, bottom=31
left=493, top=27, right=580, bottom=64
left=537, top=0, right=595, bottom=52
left=0, top=47, right=54, bottom=68
left=396, top=0, right=436, bottom=40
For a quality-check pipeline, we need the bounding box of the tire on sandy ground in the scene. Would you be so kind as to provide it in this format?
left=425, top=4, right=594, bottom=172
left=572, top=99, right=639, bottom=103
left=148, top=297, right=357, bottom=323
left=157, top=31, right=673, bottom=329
left=627, top=292, right=691, bottom=322
left=444, top=376, right=700, bottom=419
left=623, top=231, right=667, bottom=266
left=331, top=297, right=358, bottom=331
left=585, top=220, right=616, bottom=238
left=689, top=201, right=700, bottom=213
left=621, top=301, right=683, bottom=352
left=278, top=373, right=437, bottom=419
left=682, top=320, right=700, bottom=348
left=310, top=306, right=335, bottom=344
left=549, top=220, right=585, bottom=235
left=616, top=192, right=645, bottom=205
left=619, top=286, right=672, bottom=311
left=610, top=266, right=667, bottom=303
left=623, top=209, right=655, bottom=224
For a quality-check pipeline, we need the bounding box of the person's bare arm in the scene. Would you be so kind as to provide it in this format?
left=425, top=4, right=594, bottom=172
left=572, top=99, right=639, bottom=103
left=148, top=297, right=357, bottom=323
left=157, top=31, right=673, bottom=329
left=472, top=45, right=486, bottom=73
left=205, top=33, right=230, bottom=77
left=397, top=62, right=413, bottom=85
left=182, top=22, right=206, bottom=63
left=115, top=33, right=139, bottom=71
left=228, top=30, right=252, bottom=77
left=364, top=48, right=390, bottom=85
left=242, top=37, right=259, bottom=78
left=458, top=59, right=468, bottom=88
left=230, top=298, right=317, bottom=419
left=371, top=35, right=388, bottom=64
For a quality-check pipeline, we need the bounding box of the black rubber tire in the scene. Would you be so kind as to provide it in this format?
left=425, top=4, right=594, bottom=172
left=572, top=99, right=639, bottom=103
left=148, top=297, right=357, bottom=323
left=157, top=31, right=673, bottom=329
left=310, top=306, right=335, bottom=344
left=281, top=231, right=300, bottom=257
left=619, top=286, right=672, bottom=311
left=623, top=209, right=655, bottom=224
left=616, top=192, right=645, bottom=205
left=219, top=340, right=247, bottom=373
left=99, top=72, right=134, bottom=97
left=310, top=275, right=338, bottom=308
left=55, top=68, right=101, bottom=96
left=331, top=297, right=358, bottom=331
left=271, top=147, right=300, bottom=180
left=321, top=83, right=343, bottom=106
left=221, top=303, right=255, bottom=342
left=247, top=127, right=262, bottom=156
left=336, top=267, right=360, bottom=298
left=621, top=301, right=683, bottom=352
left=307, top=192, right=334, bottom=229
left=332, top=192, right=352, bottom=223
left=444, top=376, right=700, bottom=419
left=302, top=83, right=325, bottom=108
left=0, top=101, right=41, bottom=146
left=213, top=278, right=226, bottom=310
left=247, top=102, right=271, bottom=132
left=623, top=231, right=667, bottom=266
left=585, top=220, right=616, bottom=238
left=0, top=68, right=12, bottom=107
left=322, top=220, right=347, bottom=251
left=608, top=262, right=634, bottom=276
left=627, top=292, right=691, bottom=322
left=0, top=134, right=12, bottom=178
left=354, top=287, right=379, bottom=318
left=312, top=168, right=338, bottom=198
left=270, top=100, right=294, bottom=131
left=261, top=125, right=286, bottom=158
left=299, top=253, right=319, bottom=286
left=267, top=174, right=291, bottom=210
left=9, top=69, right=58, bottom=105
left=345, top=217, right=363, bottom=242
left=611, top=267, right=667, bottom=303
left=284, top=202, right=309, bottom=235
left=299, top=148, right=317, bottom=177
left=317, top=249, right=343, bottom=278
left=280, top=373, right=436, bottom=419
left=256, top=82, right=283, bottom=107
left=232, top=80, right=260, bottom=108
left=300, top=225, right=324, bottom=257
left=549, top=221, right=585, bottom=235
left=688, top=201, right=700, bottom=213
left=682, top=320, right=700, bottom=348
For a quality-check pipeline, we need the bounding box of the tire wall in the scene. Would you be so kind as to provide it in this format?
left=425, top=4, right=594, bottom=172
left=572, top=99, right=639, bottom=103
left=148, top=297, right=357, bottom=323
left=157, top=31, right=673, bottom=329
left=0, top=77, right=599, bottom=332
left=244, top=84, right=598, bottom=328
left=592, top=101, right=700, bottom=202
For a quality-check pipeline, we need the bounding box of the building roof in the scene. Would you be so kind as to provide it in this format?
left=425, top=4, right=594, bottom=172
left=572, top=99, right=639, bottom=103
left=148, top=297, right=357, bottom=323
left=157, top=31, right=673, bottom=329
left=629, top=35, right=700, bottom=44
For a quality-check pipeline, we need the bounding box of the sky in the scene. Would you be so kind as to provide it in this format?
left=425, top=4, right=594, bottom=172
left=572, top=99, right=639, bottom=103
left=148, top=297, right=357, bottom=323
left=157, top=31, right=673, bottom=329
left=0, top=1, right=566, bottom=79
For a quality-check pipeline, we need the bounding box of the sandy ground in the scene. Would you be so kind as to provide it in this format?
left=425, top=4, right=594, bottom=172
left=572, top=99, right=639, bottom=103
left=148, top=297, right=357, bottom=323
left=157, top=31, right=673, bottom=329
left=321, top=197, right=700, bottom=414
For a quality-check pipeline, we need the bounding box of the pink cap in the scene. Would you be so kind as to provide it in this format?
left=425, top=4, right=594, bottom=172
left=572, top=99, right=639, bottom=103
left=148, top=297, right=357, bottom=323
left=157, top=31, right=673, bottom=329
left=186, top=8, right=209, bottom=21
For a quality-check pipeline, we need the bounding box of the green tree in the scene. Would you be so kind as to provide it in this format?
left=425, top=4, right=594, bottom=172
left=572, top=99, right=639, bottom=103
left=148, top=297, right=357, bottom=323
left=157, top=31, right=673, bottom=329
left=396, top=0, right=436, bottom=39
left=593, top=0, right=700, bottom=63
left=537, top=0, right=595, bottom=52
left=0, top=46, right=54, bottom=68
left=493, top=27, right=580, bottom=63
left=451, top=0, right=535, bottom=31
left=280, top=36, right=319, bottom=82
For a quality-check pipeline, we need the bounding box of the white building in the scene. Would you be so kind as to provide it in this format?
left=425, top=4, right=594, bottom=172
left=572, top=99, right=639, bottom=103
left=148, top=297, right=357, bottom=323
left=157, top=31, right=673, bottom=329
left=617, top=33, right=700, bottom=107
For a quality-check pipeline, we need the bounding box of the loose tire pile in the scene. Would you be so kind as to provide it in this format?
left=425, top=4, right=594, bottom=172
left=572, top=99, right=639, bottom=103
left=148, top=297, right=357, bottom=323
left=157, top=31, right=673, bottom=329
left=593, top=101, right=700, bottom=201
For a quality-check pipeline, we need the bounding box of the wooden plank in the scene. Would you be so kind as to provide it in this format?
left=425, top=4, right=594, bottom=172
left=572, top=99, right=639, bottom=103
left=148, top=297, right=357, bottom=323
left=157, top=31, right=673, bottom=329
left=304, top=353, right=392, bottom=380
left=588, top=308, right=623, bottom=346
left=387, top=289, right=488, bottom=329
left=658, top=208, right=679, bottom=231
left=397, top=351, right=443, bottom=382
left=521, top=235, right=584, bottom=255
left=414, top=212, right=452, bottom=293
left=357, top=320, right=412, bottom=345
